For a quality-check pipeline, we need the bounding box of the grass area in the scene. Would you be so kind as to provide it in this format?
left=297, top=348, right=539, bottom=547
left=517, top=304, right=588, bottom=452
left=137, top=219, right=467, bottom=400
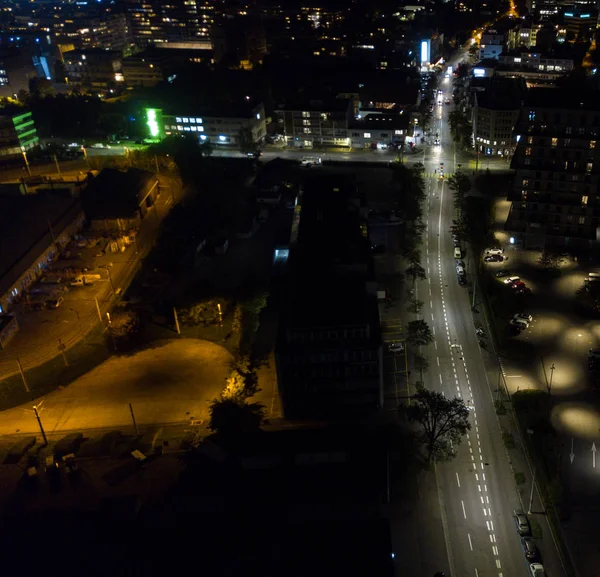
left=0, top=326, right=111, bottom=411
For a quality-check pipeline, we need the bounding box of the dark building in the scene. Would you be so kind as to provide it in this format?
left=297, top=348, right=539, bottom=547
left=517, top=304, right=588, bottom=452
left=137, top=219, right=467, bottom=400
left=212, top=16, right=267, bottom=68
left=81, top=168, right=159, bottom=232
left=507, top=88, right=600, bottom=249
left=275, top=176, right=382, bottom=419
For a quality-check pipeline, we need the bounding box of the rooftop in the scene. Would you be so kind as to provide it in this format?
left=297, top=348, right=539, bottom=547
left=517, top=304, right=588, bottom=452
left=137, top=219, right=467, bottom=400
left=350, top=112, right=410, bottom=131
left=525, top=87, right=600, bottom=110
left=81, top=168, right=157, bottom=220
left=0, top=192, right=82, bottom=298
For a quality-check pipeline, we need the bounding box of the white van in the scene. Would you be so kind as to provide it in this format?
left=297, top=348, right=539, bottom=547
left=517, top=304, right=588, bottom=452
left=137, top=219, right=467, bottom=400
left=454, top=247, right=462, bottom=259
left=588, top=272, right=600, bottom=283
left=300, top=156, right=322, bottom=167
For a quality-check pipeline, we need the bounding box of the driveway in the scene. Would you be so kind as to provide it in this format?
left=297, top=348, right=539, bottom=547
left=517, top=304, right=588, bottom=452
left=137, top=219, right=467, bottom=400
left=0, top=339, right=232, bottom=436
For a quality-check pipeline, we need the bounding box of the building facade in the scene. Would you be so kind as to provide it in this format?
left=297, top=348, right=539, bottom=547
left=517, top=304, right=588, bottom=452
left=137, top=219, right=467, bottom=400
left=160, top=102, right=266, bottom=145
left=506, top=89, right=600, bottom=249
left=0, top=111, right=38, bottom=157
left=277, top=98, right=352, bottom=148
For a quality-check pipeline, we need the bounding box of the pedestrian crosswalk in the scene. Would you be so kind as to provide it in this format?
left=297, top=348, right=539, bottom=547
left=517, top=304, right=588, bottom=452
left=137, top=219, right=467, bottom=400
left=423, top=172, right=455, bottom=179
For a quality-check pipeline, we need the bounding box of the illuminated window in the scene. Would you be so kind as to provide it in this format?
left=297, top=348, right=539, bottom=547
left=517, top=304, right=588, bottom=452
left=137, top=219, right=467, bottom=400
left=302, top=111, right=310, bottom=118
left=184, top=127, right=190, bottom=131
left=564, top=139, right=570, bottom=147
left=364, top=132, right=371, bottom=138
left=582, top=195, right=589, bottom=204
left=176, top=117, right=182, bottom=123
left=177, top=125, right=183, bottom=131
left=196, top=118, right=202, bottom=124
left=525, top=147, right=532, bottom=156
left=304, top=127, right=311, bottom=134
left=591, top=141, right=596, bottom=149
left=303, top=119, right=310, bottom=126
left=552, top=138, right=558, bottom=147
left=394, top=130, right=402, bottom=135
left=528, top=136, right=533, bottom=144
left=198, top=126, right=204, bottom=132
left=579, top=216, right=585, bottom=224
left=587, top=163, right=593, bottom=173
left=528, top=110, right=536, bottom=120
left=191, top=126, right=197, bottom=131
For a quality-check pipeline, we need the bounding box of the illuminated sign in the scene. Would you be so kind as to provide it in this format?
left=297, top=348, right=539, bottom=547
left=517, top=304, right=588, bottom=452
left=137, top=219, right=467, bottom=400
left=420, top=40, right=430, bottom=64
left=145, top=108, right=163, bottom=139
left=473, top=68, right=486, bottom=77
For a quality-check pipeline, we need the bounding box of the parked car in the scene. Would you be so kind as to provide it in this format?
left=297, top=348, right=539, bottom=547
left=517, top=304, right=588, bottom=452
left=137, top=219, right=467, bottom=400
left=515, top=286, right=532, bottom=295
left=520, top=537, right=540, bottom=562
left=513, top=509, right=532, bottom=536
left=504, top=276, right=520, bottom=285
left=509, top=318, right=529, bottom=330
left=458, top=274, right=467, bottom=286
left=529, top=563, right=545, bottom=577
left=46, top=297, right=64, bottom=309
left=389, top=342, right=405, bottom=353
left=485, top=247, right=504, bottom=255
left=495, top=270, right=511, bottom=278
left=511, top=281, right=527, bottom=290
left=514, top=313, right=533, bottom=322
left=484, top=255, right=503, bottom=262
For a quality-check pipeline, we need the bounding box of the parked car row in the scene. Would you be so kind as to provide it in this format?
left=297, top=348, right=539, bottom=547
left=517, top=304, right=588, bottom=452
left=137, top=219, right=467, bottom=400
left=513, top=510, right=545, bottom=576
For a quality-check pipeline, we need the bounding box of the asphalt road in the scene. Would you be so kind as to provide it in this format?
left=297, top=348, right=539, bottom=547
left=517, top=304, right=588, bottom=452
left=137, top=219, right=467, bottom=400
left=413, top=57, right=568, bottom=577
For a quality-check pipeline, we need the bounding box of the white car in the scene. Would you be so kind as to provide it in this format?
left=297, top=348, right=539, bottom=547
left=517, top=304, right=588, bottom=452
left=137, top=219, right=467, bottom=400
left=389, top=342, right=405, bottom=353
left=509, top=318, right=529, bottom=330
left=529, top=563, right=545, bottom=577
left=485, top=247, right=504, bottom=255
left=514, top=313, right=533, bottom=322
left=503, top=276, right=520, bottom=285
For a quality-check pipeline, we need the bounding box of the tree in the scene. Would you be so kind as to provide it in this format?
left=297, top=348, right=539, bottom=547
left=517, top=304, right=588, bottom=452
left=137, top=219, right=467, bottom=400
left=208, top=397, right=265, bottom=440
left=238, top=128, right=259, bottom=155
left=405, top=262, right=427, bottom=287
left=407, top=319, right=434, bottom=347
left=538, top=251, right=566, bottom=273
left=576, top=282, right=600, bottom=315
left=407, top=298, right=424, bottom=315
left=447, top=171, right=472, bottom=213
left=404, top=388, right=471, bottom=465
left=179, top=298, right=225, bottom=327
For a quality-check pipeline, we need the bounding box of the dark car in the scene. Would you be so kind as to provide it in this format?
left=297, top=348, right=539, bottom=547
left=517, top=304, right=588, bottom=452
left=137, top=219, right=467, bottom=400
left=484, top=254, right=503, bottom=262
left=458, top=275, right=467, bottom=286
left=371, top=244, right=386, bottom=255
left=496, top=270, right=511, bottom=278
left=520, top=537, right=540, bottom=562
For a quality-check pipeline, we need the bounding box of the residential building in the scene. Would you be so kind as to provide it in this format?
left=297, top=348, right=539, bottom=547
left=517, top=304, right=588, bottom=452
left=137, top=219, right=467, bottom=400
left=349, top=113, right=410, bottom=149
left=0, top=111, right=38, bottom=157
left=160, top=101, right=266, bottom=145
left=277, top=98, right=352, bottom=148
left=506, top=89, right=600, bottom=249
left=507, top=23, right=541, bottom=49
left=471, top=77, right=526, bottom=156
left=63, top=50, right=123, bottom=88
left=212, top=16, right=268, bottom=68
left=81, top=168, right=159, bottom=232
left=123, top=0, right=216, bottom=49
left=0, top=192, right=84, bottom=313
left=275, top=176, right=383, bottom=419
left=498, top=50, right=575, bottom=74
left=479, top=28, right=506, bottom=60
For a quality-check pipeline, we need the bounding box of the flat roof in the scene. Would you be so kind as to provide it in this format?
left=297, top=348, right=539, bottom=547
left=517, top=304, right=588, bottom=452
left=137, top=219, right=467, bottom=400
left=525, top=87, right=600, bottom=110
left=0, top=192, right=82, bottom=297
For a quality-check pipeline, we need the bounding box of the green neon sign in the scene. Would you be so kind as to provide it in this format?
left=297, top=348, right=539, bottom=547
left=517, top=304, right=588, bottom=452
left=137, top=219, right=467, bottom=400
left=145, top=108, right=162, bottom=138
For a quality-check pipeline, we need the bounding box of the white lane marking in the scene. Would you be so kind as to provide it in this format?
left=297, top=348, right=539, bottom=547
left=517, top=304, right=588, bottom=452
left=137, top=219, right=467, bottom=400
left=456, top=472, right=460, bottom=487
left=492, top=545, right=498, bottom=556
left=437, top=357, right=440, bottom=366
left=439, top=374, right=443, bottom=384
left=468, top=533, right=473, bottom=551
left=461, top=500, right=467, bottom=519
left=496, top=560, right=502, bottom=569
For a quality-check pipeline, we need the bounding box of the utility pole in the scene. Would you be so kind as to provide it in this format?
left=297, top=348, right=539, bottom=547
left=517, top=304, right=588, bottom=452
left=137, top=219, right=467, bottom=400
left=549, top=363, right=555, bottom=395
left=53, top=153, right=62, bottom=177
left=58, top=338, right=68, bottom=367
left=22, top=150, right=31, bottom=176
left=528, top=465, right=536, bottom=515
left=94, top=297, right=102, bottom=323
left=129, top=403, right=139, bottom=435
left=16, top=357, right=30, bottom=393
left=33, top=404, right=48, bottom=446
left=173, top=306, right=181, bottom=335
left=154, top=154, right=160, bottom=174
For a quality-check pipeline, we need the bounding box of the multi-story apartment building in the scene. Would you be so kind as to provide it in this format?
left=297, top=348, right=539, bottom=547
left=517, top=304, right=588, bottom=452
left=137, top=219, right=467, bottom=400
left=507, top=23, right=541, bottom=49
left=471, top=77, right=526, bottom=157
left=123, top=0, right=216, bottom=48
left=506, top=89, right=600, bottom=249
left=275, top=176, right=382, bottom=419
left=498, top=51, right=575, bottom=74
left=63, top=50, right=123, bottom=88
left=157, top=100, right=266, bottom=145
left=277, top=97, right=352, bottom=148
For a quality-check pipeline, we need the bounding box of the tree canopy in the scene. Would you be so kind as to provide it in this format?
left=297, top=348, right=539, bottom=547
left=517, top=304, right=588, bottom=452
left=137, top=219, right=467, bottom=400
left=407, top=319, right=434, bottom=347
left=404, top=388, right=471, bottom=465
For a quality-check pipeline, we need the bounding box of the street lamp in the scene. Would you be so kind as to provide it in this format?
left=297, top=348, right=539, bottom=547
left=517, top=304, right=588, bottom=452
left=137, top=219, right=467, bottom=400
left=549, top=363, right=555, bottom=395
left=21, top=148, right=31, bottom=176
left=32, top=402, right=48, bottom=446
